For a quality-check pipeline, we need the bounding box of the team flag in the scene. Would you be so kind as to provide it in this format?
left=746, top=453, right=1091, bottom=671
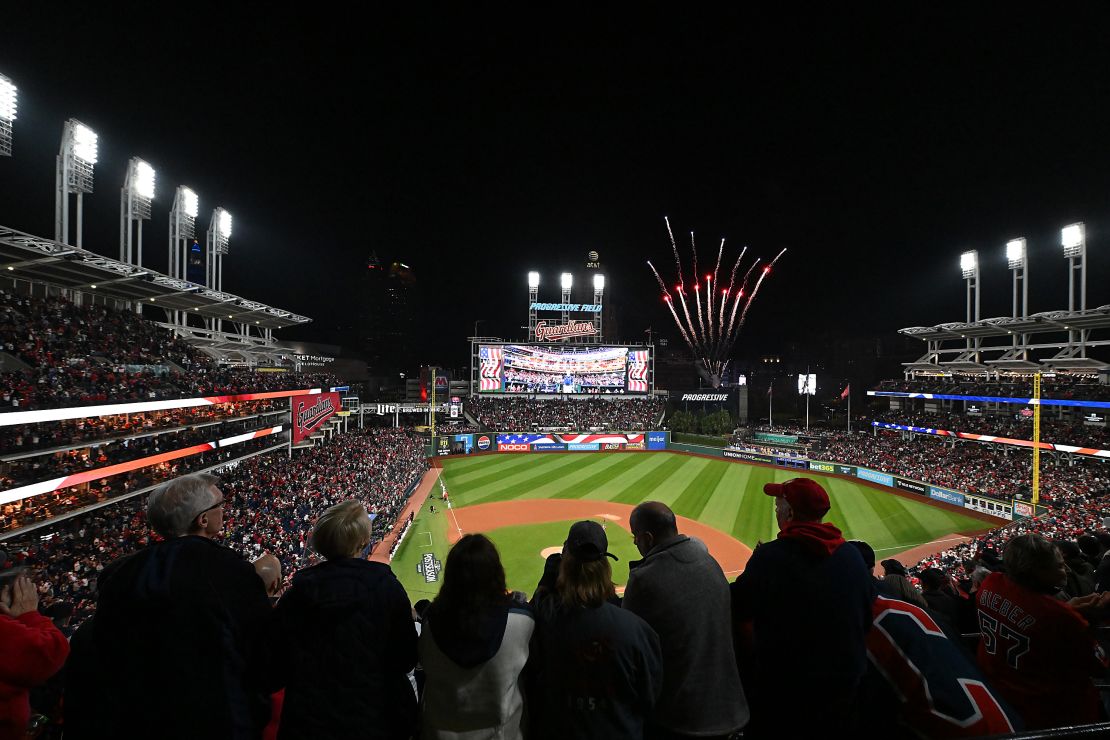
left=840, top=384, right=851, bottom=400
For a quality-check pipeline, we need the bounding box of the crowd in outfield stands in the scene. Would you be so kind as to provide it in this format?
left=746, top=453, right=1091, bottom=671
left=468, top=396, right=665, bottom=430
left=876, top=374, right=1110, bottom=401
left=872, top=410, right=1110, bottom=448
left=2, top=427, right=427, bottom=632
left=0, top=399, right=282, bottom=453
left=0, top=290, right=341, bottom=411
left=822, top=430, right=1109, bottom=506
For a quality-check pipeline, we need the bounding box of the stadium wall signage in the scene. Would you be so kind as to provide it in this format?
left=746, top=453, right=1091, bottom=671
left=807, top=461, right=837, bottom=473
left=680, top=393, right=729, bottom=402
left=894, top=477, right=928, bottom=495
left=647, top=431, right=668, bottom=450
left=567, top=442, right=600, bottom=451
left=529, top=302, right=603, bottom=312
left=871, top=421, right=1110, bottom=460
left=857, top=467, right=895, bottom=487
left=292, top=392, right=341, bottom=444
left=929, top=487, right=966, bottom=507
left=476, top=435, right=492, bottom=451
left=533, top=442, right=568, bottom=451
left=534, top=320, right=598, bottom=341
left=1013, top=501, right=1035, bottom=518
left=722, top=449, right=771, bottom=463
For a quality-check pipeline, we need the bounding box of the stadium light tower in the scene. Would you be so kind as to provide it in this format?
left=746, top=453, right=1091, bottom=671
left=1062, top=222, right=1086, bottom=352
left=0, top=73, right=17, bottom=157
left=592, top=273, right=605, bottom=343
left=206, top=207, right=231, bottom=290
left=55, top=119, right=99, bottom=247
left=528, top=271, right=540, bottom=341
left=1006, top=237, right=1028, bottom=355
left=960, top=250, right=980, bottom=356
left=561, top=272, right=573, bottom=330
left=120, top=158, right=155, bottom=267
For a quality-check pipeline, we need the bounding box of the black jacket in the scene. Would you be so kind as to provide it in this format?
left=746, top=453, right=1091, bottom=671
left=66, top=536, right=273, bottom=740
left=269, top=557, right=417, bottom=740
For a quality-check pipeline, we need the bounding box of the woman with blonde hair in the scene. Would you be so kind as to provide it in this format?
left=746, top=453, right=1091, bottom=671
left=270, top=500, right=417, bottom=739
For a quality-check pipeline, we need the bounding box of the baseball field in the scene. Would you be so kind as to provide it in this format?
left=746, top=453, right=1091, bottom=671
left=390, top=451, right=993, bottom=602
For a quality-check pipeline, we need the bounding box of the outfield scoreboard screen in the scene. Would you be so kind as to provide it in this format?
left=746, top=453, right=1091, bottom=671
left=478, top=344, right=651, bottom=394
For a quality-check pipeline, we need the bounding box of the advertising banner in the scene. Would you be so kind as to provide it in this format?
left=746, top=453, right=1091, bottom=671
left=475, top=434, right=494, bottom=452
left=534, top=442, right=567, bottom=451
left=436, top=434, right=475, bottom=456
left=292, top=392, right=341, bottom=444
left=774, top=457, right=807, bottom=469
left=1012, top=500, right=1035, bottom=519
left=647, top=431, right=668, bottom=451
left=723, top=449, right=771, bottom=464
left=496, top=433, right=644, bottom=448
left=836, top=464, right=857, bottom=476
left=894, top=477, right=928, bottom=496
left=601, top=442, right=626, bottom=450
left=807, top=461, right=837, bottom=474
left=929, top=487, right=966, bottom=507
left=754, top=432, right=799, bottom=445
left=567, top=442, right=600, bottom=451
left=857, top=468, right=895, bottom=487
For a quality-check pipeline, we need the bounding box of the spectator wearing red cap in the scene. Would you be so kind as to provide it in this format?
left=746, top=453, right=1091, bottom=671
left=730, top=477, right=875, bottom=737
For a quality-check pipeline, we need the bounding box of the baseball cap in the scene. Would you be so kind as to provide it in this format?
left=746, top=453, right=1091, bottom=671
left=564, top=520, right=618, bottom=562
left=763, top=477, right=831, bottom=520
left=881, top=558, right=907, bottom=577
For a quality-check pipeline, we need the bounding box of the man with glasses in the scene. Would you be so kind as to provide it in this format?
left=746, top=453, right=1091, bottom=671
left=66, top=473, right=280, bottom=740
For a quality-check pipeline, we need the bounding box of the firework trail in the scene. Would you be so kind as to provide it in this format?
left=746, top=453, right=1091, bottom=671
left=648, top=220, right=785, bottom=387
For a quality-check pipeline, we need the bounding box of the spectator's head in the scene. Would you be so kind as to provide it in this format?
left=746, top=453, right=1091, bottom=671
left=630, top=501, right=678, bottom=557
left=847, top=540, right=876, bottom=570
left=558, top=521, right=617, bottom=608
left=1004, top=533, right=1067, bottom=594
left=919, top=568, right=947, bottom=593
left=1077, top=534, right=1101, bottom=560
left=434, top=534, right=507, bottom=618
left=309, top=500, right=373, bottom=560
left=146, top=473, right=223, bottom=538
left=1056, top=539, right=1082, bottom=561
left=764, top=477, right=830, bottom=527
left=413, top=599, right=431, bottom=620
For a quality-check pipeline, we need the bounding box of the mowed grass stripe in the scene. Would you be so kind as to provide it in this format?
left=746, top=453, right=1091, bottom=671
left=446, top=455, right=545, bottom=494
left=466, top=453, right=609, bottom=505
left=514, top=453, right=632, bottom=500
left=448, top=454, right=537, bottom=486
left=696, top=461, right=749, bottom=534
left=579, top=453, right=674, bottom=502
left=548, top=453, right=655, bottom=499
left=609, top=454, right=690, bottom=505
left=642, top=456, right=712, bottom=508
left=671, top=458, right=731, bottom=520
left=731, top=465, right=777, bottom=545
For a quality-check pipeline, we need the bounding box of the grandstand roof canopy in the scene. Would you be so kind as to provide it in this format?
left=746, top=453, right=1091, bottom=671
left=899, top=307, right=1110, bottom=342
left=0, top=224, right=310, bottom=330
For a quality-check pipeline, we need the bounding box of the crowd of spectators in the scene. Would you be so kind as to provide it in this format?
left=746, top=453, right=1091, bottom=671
left=823, top=430, right=1109, bottom=506
left=872, top=409, right=1110, bottom=449
left=467, top=396, right=665, bottom=430
left=0, top=399, right=282, bottom=454
left=876, top=373, right=1110, bottom=401
left=0, top=434, right=283, bottom=533
left=0, top=289, right=341, bottom=411
left=3, top=426, right=427, bottom=631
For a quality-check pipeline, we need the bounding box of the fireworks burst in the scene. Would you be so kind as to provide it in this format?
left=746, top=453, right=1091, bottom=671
left=648, top=217, right=786, bottom=388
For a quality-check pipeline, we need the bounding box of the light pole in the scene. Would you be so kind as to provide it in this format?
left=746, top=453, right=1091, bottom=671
left=0, top=73, right=16, bottom=157
left=120, top=157, right=155, bottom=267
left=1062, top=223, right=1086, bottom=354
left=560, top=272, right=573, bottom=334
left=168, top=186, right=198, bottom=325
left=1006, top=237, right=1028, bottom=355
left=960, top=250, right=980, bottom=358
left=592, top=273, right=605, bottom=343
left=207, top=207, right=231, bottom=332
left=55, top=119, right=99, bottom=247
left=528, top=271, right=539, bottom=341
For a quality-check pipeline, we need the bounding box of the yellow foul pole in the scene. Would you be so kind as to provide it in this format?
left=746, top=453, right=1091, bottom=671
left=1032, top=372, right=1041, bottom=506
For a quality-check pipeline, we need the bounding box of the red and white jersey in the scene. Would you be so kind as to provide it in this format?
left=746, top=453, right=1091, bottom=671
left=975, top=572, right=1108, bottom=729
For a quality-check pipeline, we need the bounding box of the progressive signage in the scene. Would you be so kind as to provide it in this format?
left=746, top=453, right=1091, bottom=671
left=530, top=302, right=603, bottom=312
left=681, top=393, right=729, bottom=402
left=857, top=468, right=895, bottom=487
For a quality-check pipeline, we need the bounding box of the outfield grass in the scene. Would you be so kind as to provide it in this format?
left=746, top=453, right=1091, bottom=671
left=391, top=451, right=991, bottom=600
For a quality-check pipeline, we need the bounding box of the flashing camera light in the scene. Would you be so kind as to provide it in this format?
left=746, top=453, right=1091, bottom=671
left=72, top=122, right=98, bottom=165
left=528, top=271, right=540, bottom=288
left=182, top=187, right=199, bottom=218
left=0, top=74, right=16, bottom=123
left=960, top=250, right=978, bottom=278
left=218, top=209, right=232, bottom=238
left=593, top=274, right=605, bottom=290
left=560, top=272, right=573, bottom=290
left=1062, top=222, right=1085, bottom=257
left=1006, top=238, right=1026, bottom=269
left=133, top=160, right=155, bottom=200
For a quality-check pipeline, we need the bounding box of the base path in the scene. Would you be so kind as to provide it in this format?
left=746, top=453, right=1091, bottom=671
left=447, top=499, right=753, bottom=577
left=877, top=533, right=974, bottom=575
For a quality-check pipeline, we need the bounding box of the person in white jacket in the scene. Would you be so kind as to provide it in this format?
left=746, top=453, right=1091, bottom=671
left=419, top=534, right=534, bottom=740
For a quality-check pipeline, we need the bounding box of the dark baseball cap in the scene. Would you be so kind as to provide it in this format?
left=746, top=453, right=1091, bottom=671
left=764, top=477, right=831, bottom=520
left=565, top=520, right=618, bottom=562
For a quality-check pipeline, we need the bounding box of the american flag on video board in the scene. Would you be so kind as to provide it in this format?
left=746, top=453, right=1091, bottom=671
left=627, top=350, right=649, bottom=392
left=479, top=346, right=503, bottom=391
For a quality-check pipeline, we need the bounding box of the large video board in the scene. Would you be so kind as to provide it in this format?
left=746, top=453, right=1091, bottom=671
left=478, top=344, right=651, bottom=394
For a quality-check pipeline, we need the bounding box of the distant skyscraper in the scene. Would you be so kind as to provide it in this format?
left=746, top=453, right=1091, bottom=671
left=358, top=252, right=417, bottom=374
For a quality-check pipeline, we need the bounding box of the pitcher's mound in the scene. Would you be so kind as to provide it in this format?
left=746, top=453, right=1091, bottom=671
left=540, top=546, right=562, bottom=559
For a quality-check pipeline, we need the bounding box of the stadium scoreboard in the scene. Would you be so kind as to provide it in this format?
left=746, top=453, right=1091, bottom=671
left=472, top=342, right=653, bottom=395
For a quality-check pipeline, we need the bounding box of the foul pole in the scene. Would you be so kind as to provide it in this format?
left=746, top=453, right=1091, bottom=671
left=1032, top=372, right=1041, bottom=505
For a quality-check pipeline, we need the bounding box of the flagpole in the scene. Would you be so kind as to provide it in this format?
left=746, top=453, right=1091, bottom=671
left=805, top=366, right=810, bottom=432
left=847, top=386, right=851, bottom=433
left=769, top=382, right=773, bottom=429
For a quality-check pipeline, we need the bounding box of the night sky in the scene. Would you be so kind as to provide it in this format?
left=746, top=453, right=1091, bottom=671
left=3, top=7, right=1110, bottom=372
